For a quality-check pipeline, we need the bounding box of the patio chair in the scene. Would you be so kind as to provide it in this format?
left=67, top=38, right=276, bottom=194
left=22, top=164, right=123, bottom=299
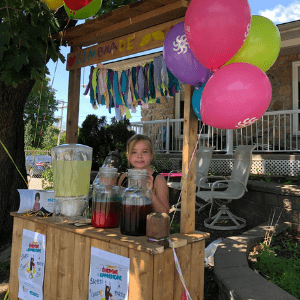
left=169, top=146, right=213, bottom=212
left=196, top=145, right=256, bottom=230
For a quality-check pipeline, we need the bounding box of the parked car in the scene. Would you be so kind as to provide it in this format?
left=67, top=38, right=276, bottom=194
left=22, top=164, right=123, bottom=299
left=26, top=155, right=52, bottom=178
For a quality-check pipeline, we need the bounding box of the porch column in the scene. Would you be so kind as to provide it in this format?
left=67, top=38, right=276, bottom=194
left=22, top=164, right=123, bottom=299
left=181, top=84, right=198, bottom=234
left=66, top=46, right=81, bottom=144
left=226, top=129, right=234, bottom=155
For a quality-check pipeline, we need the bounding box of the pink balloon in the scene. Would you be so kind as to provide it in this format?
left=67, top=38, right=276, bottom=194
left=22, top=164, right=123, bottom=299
left=200, top=63, right=272, bottom=129
left=184, top=0, right=251, bottom=70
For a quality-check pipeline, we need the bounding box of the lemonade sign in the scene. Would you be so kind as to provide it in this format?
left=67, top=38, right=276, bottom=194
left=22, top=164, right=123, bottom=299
left=18, top=229, right=46, bottom=300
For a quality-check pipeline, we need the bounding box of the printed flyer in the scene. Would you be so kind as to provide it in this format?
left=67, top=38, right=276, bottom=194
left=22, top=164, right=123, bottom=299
left=18, top=229, right=46, bottom=300
left=89, top=247, right=130, bottom=300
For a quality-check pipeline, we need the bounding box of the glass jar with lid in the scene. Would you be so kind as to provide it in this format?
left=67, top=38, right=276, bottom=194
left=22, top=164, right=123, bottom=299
left=91, top=167, right=121, bottom=228
left=120, top=169, right=152, bottom=236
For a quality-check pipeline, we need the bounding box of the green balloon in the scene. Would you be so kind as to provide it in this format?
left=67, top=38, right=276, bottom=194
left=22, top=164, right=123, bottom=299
left=64, top=0, right=102, bottom=20
left=224, top=15, right=281, bottom=72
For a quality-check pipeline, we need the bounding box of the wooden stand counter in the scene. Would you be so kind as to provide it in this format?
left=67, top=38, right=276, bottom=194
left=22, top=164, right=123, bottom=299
left=9, top=212, right=209, bottom=300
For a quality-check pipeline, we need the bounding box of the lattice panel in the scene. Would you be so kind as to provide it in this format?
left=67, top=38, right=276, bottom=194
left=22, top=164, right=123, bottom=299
left=251, top=160, right=265, bottom=174
left=156, top=158, right=182, bottom=171
left=264, top=160, right=300, bottom=176
left=157, top=158, right=300, bottom=176
left=209, top=159, right=233, bottom=175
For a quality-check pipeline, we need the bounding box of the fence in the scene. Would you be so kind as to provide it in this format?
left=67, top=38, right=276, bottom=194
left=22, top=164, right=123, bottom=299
left=25, top=150, right=51, bottom=156
left=25, top=150, right=51, bottom=177
left=130, top=110, right=300, bottom=154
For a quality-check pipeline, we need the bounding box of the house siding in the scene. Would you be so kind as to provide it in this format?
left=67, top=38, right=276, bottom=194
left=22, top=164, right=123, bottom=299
left=266, top=53, right=299, bottom=111
left=141, top=96, right=176, bottom=121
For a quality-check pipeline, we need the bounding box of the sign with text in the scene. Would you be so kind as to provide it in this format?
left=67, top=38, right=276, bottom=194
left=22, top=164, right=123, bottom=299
left=89, top=247, right=130, bottom=300
left=18, top=229, right=46, bottom=300
left=66, top=17, right=184, bottom=71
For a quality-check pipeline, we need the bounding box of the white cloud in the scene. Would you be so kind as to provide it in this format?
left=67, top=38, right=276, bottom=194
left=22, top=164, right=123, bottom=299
left=259, top=1, right=300, bottom=24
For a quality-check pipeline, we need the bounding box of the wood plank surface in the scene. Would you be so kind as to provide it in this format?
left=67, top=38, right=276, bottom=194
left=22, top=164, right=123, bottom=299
left=56, top=230, right=75, bottom=300
left=152, top=249, right=174, bottom=300
left=9, top=217, right=24, bottom=300
left=66, top=17, right=184, bottom=71
left=128, top=249, right=153, bottom=300
left=190, top=239, right=205, bottom=300
left=10, top=213, right=209, bottom=254
left=68, top=1, right=188, bottom=47
left=181, top=84, right=198, bottom=234
left=44, top=226, right=60, bottom=300
left=57, top=0, right=185, bottom=44
left=173, top=243, right=191, bottom=299
left=72, top=235, right=91, bottom=300
left=66, top=46, right=81, bottom=144
left=10, top=214, right=208, bottom=300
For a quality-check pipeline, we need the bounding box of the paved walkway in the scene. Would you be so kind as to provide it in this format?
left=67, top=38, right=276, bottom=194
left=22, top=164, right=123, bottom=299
left=27, top=177, right=43, bottom=190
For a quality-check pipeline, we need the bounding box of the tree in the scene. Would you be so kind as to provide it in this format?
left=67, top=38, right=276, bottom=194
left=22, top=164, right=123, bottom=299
left=41, top=124, right=59, bottom=149
left=0, top=1, right=69, bottom=244
left=78, top=115, right=135, bottom=171
left=24, top=78, right=59, bottom=148
left=24, top=120, right=33, bottom=150
left=0, top=0, right=139, bottom=245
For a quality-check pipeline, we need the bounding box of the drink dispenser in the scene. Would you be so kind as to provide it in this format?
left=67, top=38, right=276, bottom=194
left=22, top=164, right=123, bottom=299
left=51, top=144, right=93, bottom=221
left=92, top=167, right=120, bottom=228
left=120, top=169, right=152, bottom=236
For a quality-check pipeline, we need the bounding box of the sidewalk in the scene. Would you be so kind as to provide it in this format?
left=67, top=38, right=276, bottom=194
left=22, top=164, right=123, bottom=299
left=27, top=176, right=43, bottom=190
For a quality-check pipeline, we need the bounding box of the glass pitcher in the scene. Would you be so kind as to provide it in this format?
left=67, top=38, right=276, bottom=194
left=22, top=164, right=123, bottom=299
left=120, top=169, right=152, bottom=236
left=91, top=167, right=121, bottom=228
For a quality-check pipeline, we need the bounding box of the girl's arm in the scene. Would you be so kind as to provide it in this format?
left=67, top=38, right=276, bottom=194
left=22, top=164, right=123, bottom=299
left=151, top=175, right=170, bottom=214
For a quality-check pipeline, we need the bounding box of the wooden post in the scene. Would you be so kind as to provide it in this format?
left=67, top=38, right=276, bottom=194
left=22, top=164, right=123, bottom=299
left=180, top=84, right=198, bottom=234
left=66, top=46, right=81, bottom=144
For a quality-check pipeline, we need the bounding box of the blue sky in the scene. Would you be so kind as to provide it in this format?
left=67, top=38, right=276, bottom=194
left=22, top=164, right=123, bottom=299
left=47, top=0, right=300, bottom=130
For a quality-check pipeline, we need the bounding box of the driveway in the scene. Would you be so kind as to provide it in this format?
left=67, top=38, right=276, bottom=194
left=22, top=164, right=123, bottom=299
left=27, top=176, right=43, bottom=190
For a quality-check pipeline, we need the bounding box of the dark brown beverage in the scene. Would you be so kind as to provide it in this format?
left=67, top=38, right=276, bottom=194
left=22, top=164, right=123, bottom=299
left=120, top=203, right=152, bottom=236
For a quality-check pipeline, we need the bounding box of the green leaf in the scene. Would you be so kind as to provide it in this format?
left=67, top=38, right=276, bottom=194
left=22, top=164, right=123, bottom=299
left=10, top=53, right=29, bottom=72
left=0, top=29, right=11, bottom=48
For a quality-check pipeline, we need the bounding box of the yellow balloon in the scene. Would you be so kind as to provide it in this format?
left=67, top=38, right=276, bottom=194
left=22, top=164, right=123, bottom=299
left=40, top=0, right=64, bottom=10
left=224, top=15, right=281, bottom=72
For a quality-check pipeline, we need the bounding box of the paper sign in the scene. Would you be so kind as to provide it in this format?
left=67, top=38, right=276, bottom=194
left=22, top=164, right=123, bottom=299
left=18, top=189, right=55, bottom=213
left=18, top=229, right=46, bottom=300
left=89, top=247, right=130, bottom=300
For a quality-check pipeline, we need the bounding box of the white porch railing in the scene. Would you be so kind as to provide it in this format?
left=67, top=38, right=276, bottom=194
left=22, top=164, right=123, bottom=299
left=130, top=110, right=300, bottom=154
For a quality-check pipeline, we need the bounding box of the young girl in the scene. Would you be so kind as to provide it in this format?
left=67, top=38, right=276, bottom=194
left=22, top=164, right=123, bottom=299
left=118, top=134, right=170, bottom=214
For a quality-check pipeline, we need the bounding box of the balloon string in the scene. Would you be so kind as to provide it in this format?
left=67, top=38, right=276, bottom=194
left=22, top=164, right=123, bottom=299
left=168, top=238, right=192, bottom=300
left=170, top=123, right=204, bottom=227
left=0, top=139, right=28, bottom=187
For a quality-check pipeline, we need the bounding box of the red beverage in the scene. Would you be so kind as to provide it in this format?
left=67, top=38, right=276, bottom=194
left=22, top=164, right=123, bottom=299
left=91, top=201, right=119, bottom=228
left=120, top=204, right=153, bottom=236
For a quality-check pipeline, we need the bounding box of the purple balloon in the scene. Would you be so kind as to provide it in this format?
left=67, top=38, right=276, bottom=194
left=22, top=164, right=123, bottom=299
left=163, top=21, right=212, bottom=86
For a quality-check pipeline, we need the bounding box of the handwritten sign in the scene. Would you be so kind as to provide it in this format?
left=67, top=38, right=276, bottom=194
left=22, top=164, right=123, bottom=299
left=89, top=247, right=130, bottom=300
left=18, top=229, right=46, bottom=300
left=66, top=17, right=184, bottom=71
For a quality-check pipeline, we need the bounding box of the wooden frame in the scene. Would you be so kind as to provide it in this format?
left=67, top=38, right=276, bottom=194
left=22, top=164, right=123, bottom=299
left=63, top=0, right=197, bottom=233
left=8, top=3, right=209, bottom=299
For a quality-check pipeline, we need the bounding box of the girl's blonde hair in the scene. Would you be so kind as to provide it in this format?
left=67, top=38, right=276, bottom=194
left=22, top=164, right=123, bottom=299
left=126, top=134, right=154, bottom=167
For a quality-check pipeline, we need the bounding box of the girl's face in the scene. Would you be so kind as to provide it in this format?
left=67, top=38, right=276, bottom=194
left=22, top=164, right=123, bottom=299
left=128, top=140, right=153, bottom=170
left=35, top=197, right=39, bottom=203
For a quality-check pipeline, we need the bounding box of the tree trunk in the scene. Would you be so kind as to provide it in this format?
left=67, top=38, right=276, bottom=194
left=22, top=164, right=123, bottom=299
left=0, top=79, right=35, bottom=245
